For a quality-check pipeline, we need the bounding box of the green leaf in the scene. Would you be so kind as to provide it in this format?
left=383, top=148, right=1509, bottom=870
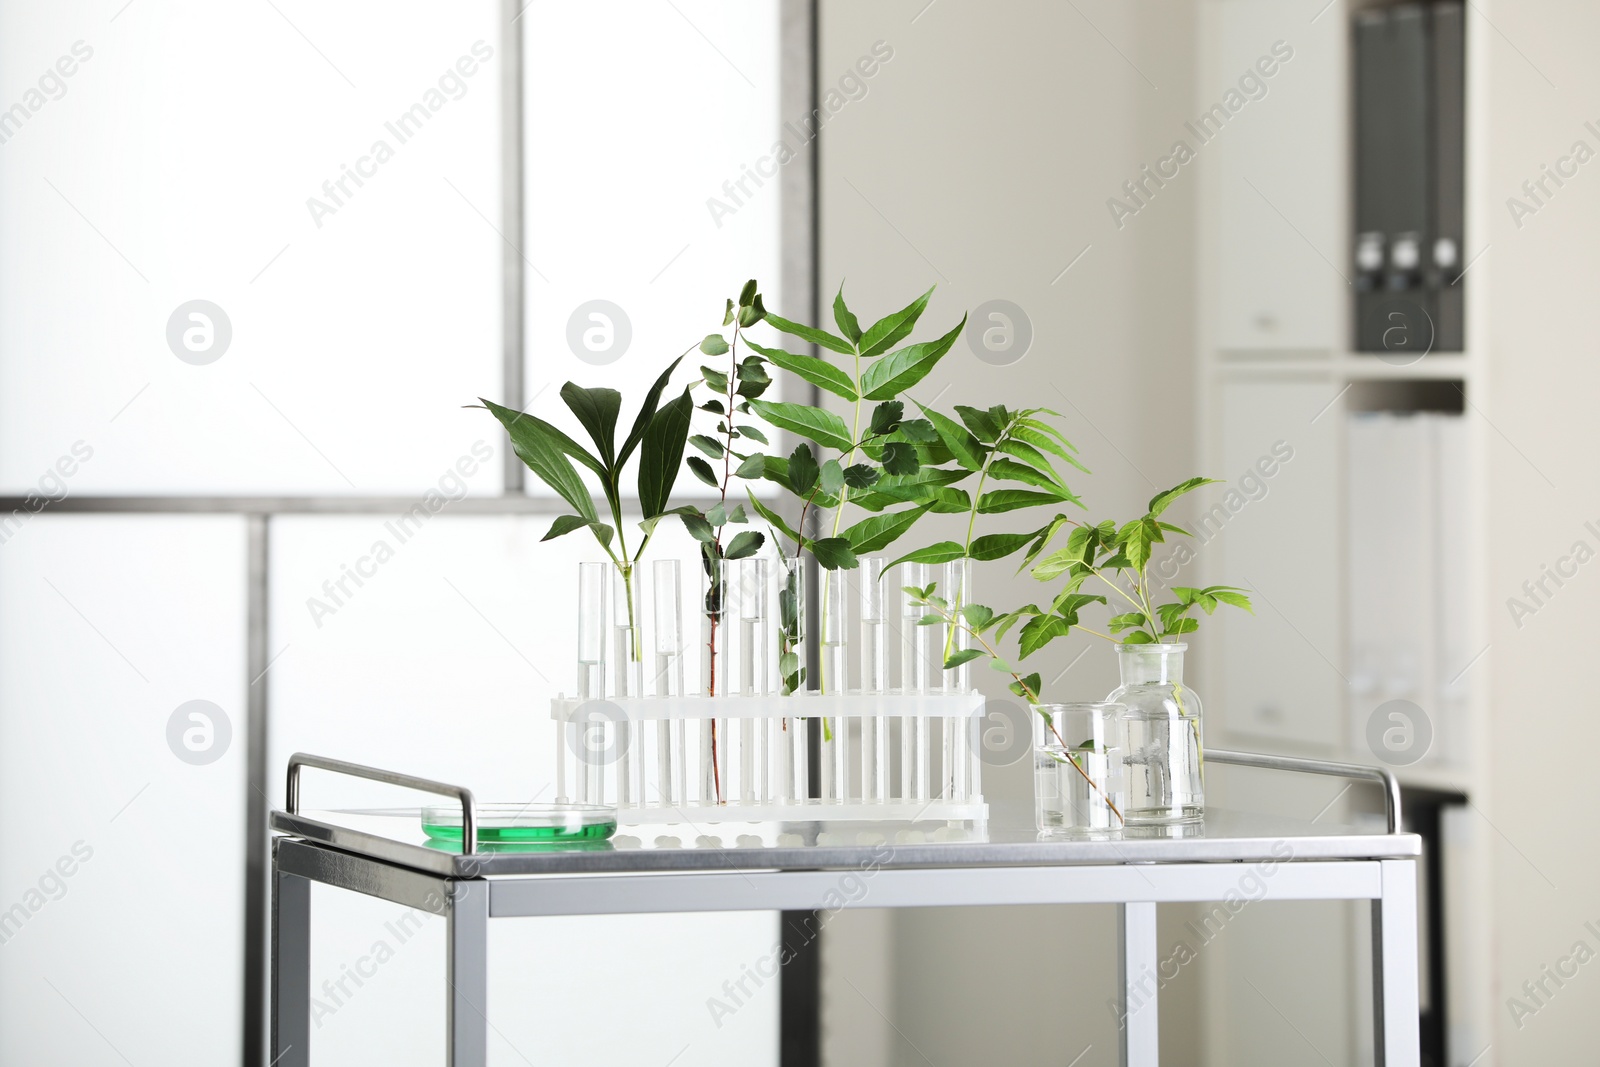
left=959, top=603, right=996, bottom=632
left=1208, top=587, right=1253, bottom=612
left=988, top=459, right=1073, bottom=495
left=724, top=530, right=764, bottom=559
left=619, top=355, right=687, bottom=467
left=745, top=339, right=858, bottom=402
left=884, top=540, right=965, bottom=571
left=749, top=399, right=853, bottom=451
left=989, top=657, right=1012, bottom=673
left=869, top=400, right=904, bottom=436
left=1008, top=673, right=1042, bottom=701
left=1148, top=477, right=1220, bottom=518
left=969, top=532, right=1036, bottom=561
left=843, top=464, right=879, bottom=489
left=1162, top=616, right=1199, bottom=637
left=954, top=405, right=1002, bottom=444
left=944, top=648, right=984, bottom=670
left=687, top=455, right=719, bottom=487
left=764, top=312, right=855, bottom=355
left=680, top=512, right=715, bottom=542
left=541, top=515, right=594, bottom=542
left=1108, top=612, right=1150, bottom=633
left=977, top=489, right=1068, bottom=515
left=633, top=388, right=691, bottom=521
left=747, top=492, right=801, bottom=544
left=996, top=438, right=1072, bottom=490
left=787, top=443, right=819, bottom=495
left=820, top=459, right=845, bottom=496
left=701, top=366, right=728, bottom=393
left=689, top=434, right=723, bottom=459
left=881, top=441, right=919, bottom=476
left=811, top=537, right=859, bottom=570
left=723, top=298, right=735, bottom=326
left=738, top=279, right=758, bottom=306
left=897, top=418, right=939, bottom=443
left=480, top=398, right=598, bottom=522
left=1014, top=420, right=1087, bottom=472
left=841, top=503, right=933, bottom=554
left=915, top=403, right=986, bottom=470
left=833, top=282, right=862, bottom=344
left=700, top=333, right=729, bottom=356
left=735, top=453, right=767, bottom=479
left=860, top=315, right=967, bottom=400
left=559, top=384, right=622, bottom=468
left=1019, top=614, right=1072, bottom=659
left=735, top=358, right=771, bottom=398
left=1121, top=631, right=1157, bottom=645
left=858, top=285, right=935, bottom=358
left=707, top=502, right=728, bottom=527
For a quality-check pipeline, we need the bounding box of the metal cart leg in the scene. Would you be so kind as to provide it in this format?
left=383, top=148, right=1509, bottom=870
left=1117, top=901, right=1159, bottom=1067
left=1372, top=859, right=1421, bottom=1067
left=448, top=880, right=490, bottom=1067
left=271, top=863, right=311, bottom=1067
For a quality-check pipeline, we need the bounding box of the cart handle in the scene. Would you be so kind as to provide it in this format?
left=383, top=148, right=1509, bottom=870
left=286, top=753, right=478, bottom=854
left=1207, top=749, right=1403, bottom=834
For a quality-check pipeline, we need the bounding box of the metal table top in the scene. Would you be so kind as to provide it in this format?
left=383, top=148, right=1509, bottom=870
left=269, top=805, right=1420, bottom=879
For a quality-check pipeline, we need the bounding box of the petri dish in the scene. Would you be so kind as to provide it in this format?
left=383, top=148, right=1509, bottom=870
left=421, top=802, right=617, bottom=844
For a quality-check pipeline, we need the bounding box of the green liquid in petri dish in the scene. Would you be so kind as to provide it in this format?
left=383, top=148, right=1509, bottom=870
left=423, top=820, right=617, bottom=844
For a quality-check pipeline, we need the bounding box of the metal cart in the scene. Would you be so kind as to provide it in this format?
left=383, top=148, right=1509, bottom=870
left=270, top=750, right=1420, bottom=1066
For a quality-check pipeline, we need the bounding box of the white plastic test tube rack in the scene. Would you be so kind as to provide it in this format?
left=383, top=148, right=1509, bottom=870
left=551, top=557, right=988, bottom=825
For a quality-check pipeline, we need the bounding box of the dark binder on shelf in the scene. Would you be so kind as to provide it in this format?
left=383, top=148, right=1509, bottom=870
left=1353, top=3, right=1464, bottom=355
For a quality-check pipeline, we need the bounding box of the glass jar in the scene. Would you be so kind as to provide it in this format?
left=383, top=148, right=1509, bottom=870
left=1108, top=643, right=1204, bottom=824
left=1033, top=702, right=1128, bottom=837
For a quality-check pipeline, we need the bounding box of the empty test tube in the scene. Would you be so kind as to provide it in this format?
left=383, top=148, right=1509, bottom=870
left=653, top=560, right=685, bottom=807
left=861, top=557, right=888, bottom=800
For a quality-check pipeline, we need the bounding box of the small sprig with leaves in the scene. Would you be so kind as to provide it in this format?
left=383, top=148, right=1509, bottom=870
left=477, top=357, right=694, bottom=665
left=680, top=280, right=774, bottom=700
left=1022, top=478, right=1253, bottom=651
left=903, top=582, right=1122, bottom=824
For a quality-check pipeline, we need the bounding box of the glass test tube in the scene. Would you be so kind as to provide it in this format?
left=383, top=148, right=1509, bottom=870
left=700, top=559, right=725, bottom=803
left=653, top=560, right=685, bottom=808
left=613, top=568, right=643, bottom=806
left=777, top=556, right=806, bottom=800
left=944, top=559, right=971, bottom=801
left=576, top=562, right=608, bottom=805
left=733, top=559, right=770, bottom=802
left=860, top=557, right=888, bottom=801
left=898, top=563, right=931, bottom=802
left=822, top=567, right=850, bottom=800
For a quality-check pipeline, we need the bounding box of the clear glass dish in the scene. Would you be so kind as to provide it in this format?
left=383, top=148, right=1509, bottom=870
left=420, top=802, right=617, bottom=844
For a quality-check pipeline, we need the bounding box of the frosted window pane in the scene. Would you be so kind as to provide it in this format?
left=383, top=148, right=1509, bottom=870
left=268, top=515, right=777, bottom=1066
left=0, top=2, right=503, bottom=495
left=0, top=516, right=247, bottom=1065
left=521, top=1, right=787, bottom=496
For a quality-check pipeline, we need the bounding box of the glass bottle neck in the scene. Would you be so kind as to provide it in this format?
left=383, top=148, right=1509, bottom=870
left=1118, top=645, right=1185, bottom=686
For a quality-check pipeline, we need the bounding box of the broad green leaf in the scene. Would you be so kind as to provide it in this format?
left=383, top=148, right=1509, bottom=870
left=1121, top=631, right=1156, bottom=645
left=1148, top=476, right=1220, bottom=518
left=811, top=537, right=859, bottom=570
left=954, top=405, right=1002, bottom=443
left=738, top=279, right=758, bottom=306
left=700, top=333, right=729, bottom=356
left=858, top=285, right=935, bottom=358
left=1051, top=592, right=1105, bottom=619
left=864, top=467, right=970, bottom=505
left=884, top=540, right=965, bottom=571
left=687, top=455, right=718, bottom=487
left=724, top=530, right=765, bottom=559
left=1008, top=673, right=1042, bottom=701
left=764, top=312, right=855, bottom=355
left=707, top=502, right=728, bottom=527
left=959, top=603, right=995, bottom=631
left=701, top=366, right=728, bottom=392
left=633, top=385, right=691, bottom=518
left=747, top=492, right=801, bottom=544
left=1019, top=614, right=1072, bottom=659
left=820, top=459, right=845, bottom=496
left=723, top=298, right=735, bottom=326
left=897, top=418, right=939, bottom=443
left=869, top=400, right=904, bottom=436
left=988, top=458, right=1073, bottom=495
left=541, top=515, right=594, bottom=542
left=750, top=399, right=853, bottom=451
left=735, top=453, right=766, bottom=479
left=1161, top=616, right=1199, bottom=637
left=841, top=503, right=933, bottom=554
left=680, top=512, right=715, bottom=542
left=619, top=354, right=687, bottom=466
left=977, top=489, right=1067, bottom=515
left=969, top=532, right=1036, bottom=561
left=860, top=315, right=967, bottom=400
left=1109, top=611, right=1149, bottom=633
left=881, top=441, right=919, bottom=476
left=740, top=425, right=769, bottom=445
left=480, top=398, right=598, bottom=521
left=843, top=464, right=879, bottom=489
left=689, top=434, right=723, bottom=459
left=1208, top=588, right=1253, bottom=612
left=1013, top=421, right=1087, bottom=472
left=996, top=438, right=1071, bottom=490
left=833, top=282, right=862, bottom=344
left=944, top=648, right=984, bottom=670
left=915, top=402, right=985, bottom=470
left=745, top=339, right=858, bottom=402
left=559, top=384, right=621, bottom=468
left=787, top=443, right=819, bottom=495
